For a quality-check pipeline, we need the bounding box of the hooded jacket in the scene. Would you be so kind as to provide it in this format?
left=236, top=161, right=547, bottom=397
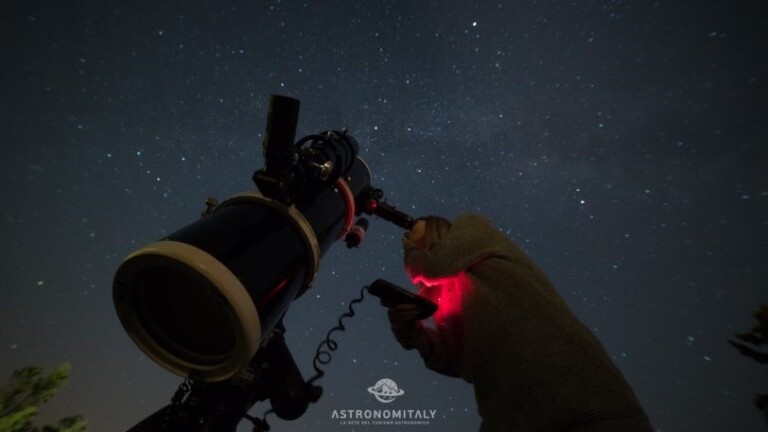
left=401, top=213, right=653, bottom=432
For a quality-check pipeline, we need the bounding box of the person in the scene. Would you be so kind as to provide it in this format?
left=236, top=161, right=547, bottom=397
left=385, top=213, right=654, bottom=432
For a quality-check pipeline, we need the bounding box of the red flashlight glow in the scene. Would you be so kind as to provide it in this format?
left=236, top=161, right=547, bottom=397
left=411, top=271, right=472, bottom=326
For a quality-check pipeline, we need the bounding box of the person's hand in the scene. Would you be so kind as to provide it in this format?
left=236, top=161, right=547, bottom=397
left=388, top=303, right=421, bottom=327
left=403, top=220, right=428, bottom=249
left=386, top=303, right=425, bottom=350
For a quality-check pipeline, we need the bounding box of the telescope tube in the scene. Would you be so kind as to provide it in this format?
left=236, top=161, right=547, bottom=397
left=113, top=158, right=371, bottom=382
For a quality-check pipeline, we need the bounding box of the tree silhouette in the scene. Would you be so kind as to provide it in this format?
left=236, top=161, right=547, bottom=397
left=0, top=363, right=87, bottom=432
left=730, top=305, right=768, bottom=425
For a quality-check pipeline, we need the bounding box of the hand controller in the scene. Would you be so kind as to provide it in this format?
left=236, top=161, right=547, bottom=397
left=368, top=279, right=437, bottom=320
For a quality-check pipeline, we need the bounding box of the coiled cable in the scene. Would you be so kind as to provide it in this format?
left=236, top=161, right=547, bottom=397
left=244, top=285, right=368, bottom=431
left=307, top=285, right=367, bottom=386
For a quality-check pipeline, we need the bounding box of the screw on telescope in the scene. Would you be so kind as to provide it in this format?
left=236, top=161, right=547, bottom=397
left=201, top=196, right=219, bottom=217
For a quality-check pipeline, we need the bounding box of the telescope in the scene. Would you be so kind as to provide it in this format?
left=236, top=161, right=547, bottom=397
left=113, top=95, right=416, bottom=431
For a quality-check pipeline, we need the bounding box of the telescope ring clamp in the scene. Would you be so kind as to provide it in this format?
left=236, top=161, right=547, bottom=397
left=334, top=177, right=355, bottom=241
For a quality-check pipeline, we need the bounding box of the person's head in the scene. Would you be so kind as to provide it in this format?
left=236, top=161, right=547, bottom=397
left=406, top=215, right=452, bottom=248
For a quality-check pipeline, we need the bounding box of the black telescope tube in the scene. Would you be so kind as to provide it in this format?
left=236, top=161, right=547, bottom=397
left=262, top=95, right=300, bottom=166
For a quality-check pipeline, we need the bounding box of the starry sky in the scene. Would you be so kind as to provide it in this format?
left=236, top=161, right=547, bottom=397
left=1, top=1, right=766, bottom=431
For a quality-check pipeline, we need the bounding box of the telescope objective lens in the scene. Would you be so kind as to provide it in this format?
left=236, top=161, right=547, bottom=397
left=134, top=266, right=236, bottom=366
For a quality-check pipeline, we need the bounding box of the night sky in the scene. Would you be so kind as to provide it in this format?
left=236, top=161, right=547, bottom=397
left=1, top=1, right=766, bottom=431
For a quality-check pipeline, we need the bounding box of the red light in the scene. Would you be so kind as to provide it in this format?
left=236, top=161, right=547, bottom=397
left=411, top=272, right=472, bottom=326
left=258, top=278, right=290, bottom=312
left=365, top=199, right=378, bottom=212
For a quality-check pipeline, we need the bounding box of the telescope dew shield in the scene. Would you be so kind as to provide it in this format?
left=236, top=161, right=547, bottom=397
left=113, top=158, right=372, bottom=382
left=114, top=240, right=260, bottom=382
